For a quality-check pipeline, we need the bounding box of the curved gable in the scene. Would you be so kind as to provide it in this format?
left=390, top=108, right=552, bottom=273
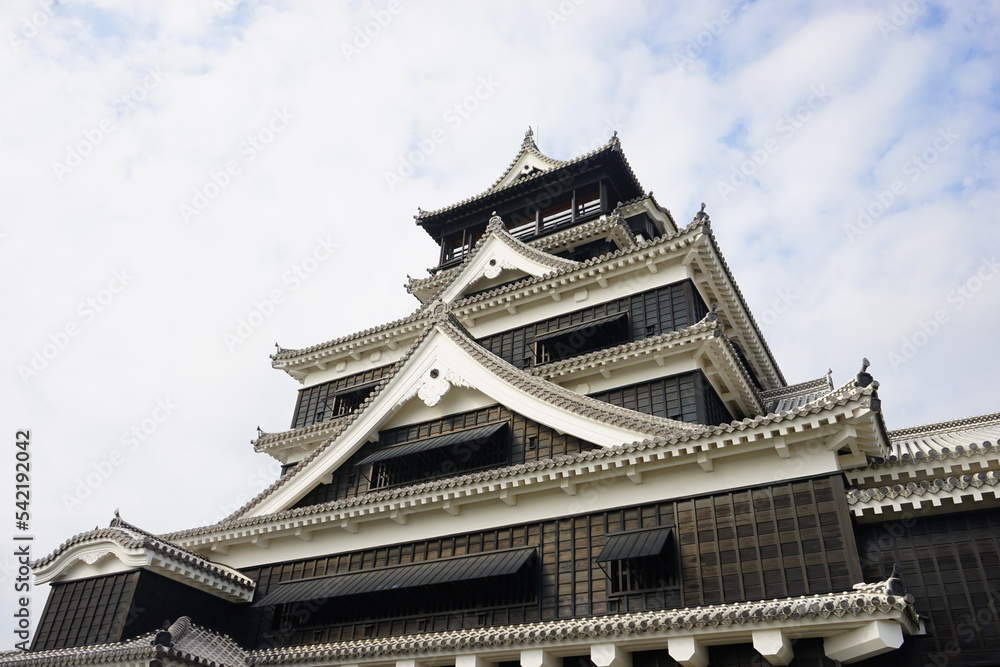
left=238, top=315, right=696, bottom=519
left=438, top=213, right=579, bottom=303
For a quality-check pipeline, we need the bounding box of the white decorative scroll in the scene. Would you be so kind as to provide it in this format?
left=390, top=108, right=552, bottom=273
left=417, top=371, right=451, bottom=407
left=444, top=369, right=471, bottom=389
left=484, top=258, right=503, bottom=279
left=78, top=550, right=110, bottom=565
left=483, top=257, right=516, bottom=280
left=415, top=368, right=472, bottom=407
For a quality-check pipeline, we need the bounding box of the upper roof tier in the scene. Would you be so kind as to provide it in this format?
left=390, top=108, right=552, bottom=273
left=414, top=130, right=657, bottom=251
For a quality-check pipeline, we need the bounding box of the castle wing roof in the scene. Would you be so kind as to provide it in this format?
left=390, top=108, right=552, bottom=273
left=888, top=412, right=1000, bottom=457
left=31, top=514, right=254, bottom=602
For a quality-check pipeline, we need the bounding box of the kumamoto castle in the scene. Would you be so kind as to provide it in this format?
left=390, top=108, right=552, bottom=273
left=6, top=131, right=1000, bottom=666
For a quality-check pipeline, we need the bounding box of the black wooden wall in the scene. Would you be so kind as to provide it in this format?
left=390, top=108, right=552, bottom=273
left=238, top=476, right=859, bottom=649
left=856, top=507, right=1000, bottom=666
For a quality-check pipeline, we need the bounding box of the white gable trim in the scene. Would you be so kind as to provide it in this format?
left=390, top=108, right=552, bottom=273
left=492, top=150, right=559, bottom=191
left=439, top=221, right=578, bottom=304
left=33, top=537, right=254, bottom=602
left=246, top=321, right=669, bottom=518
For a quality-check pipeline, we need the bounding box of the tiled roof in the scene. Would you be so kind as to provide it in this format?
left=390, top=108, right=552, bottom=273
left=888, top=412, right=1000, bottom=457
left=451, top=219, right=700, bottom=309
left=0, top=571, right=917, bottom=667
left=696, top=218, right=786, bottom=388
left=485, top=127, right=569, bottom=191
left=276, top=214, right=718, bottom=376
left=847, top=471, right=1000, bottom=507
left=228, top=328, right=426, bottom=521
left=247, top=576, right=918, bottom=665
left=0, top=617, right=247, bottom=667
left=759, top=374, right=835, bottom=414
left=406, top=211, right=638, bottom=300
left=219, top=312, right=702, bottom=523
left=271, top=307, right=426, bottom=363
left=415, top=133, right=641, bottom=221
left=528, top=315, right=721, bottom=377
left=847, top=412, right=1000, bottom=474
left=439, top=314, right=702, bottom=436
left=447, top=211, right=785, bottom=391
left=253, top=416, right=351, bottom=453
left=407, top=213, right=580, bottom=309
left=618, top=191, right=678, bottom=230
left=161, top=379, right=879, bottom=543
left=31, top=514, right=254, bottom=598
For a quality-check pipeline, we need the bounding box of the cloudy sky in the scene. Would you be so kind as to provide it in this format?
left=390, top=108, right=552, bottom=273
left=1, top=0, right=998, bottom=643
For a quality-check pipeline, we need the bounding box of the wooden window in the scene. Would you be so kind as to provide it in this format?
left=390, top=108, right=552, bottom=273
left=290, top=366, right=390, bottom=428
left=532, top=313, right=630, bottom=365
left=589, top=371, right=731, bottom=426
left=477, top=280, right=707, bottom=369
left=597, top=527, right=678, bottom=595
left=366, top=423, right=510, bottom=490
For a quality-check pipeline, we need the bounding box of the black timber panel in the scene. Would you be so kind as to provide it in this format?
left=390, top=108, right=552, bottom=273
left=292, top=405, right=600, bottom=508
left=476, top=280, right=707, bottom=369
left=589, top=370, right=731, bottom=426
left=32, top=572, right=138, bottom=650
left=236, top=475, right=858, bottom=648
left=290, top=364, right=392, bottom=428
left=856, top=507, right=1000, bottom=666
left=126, top=570, right=236, bottom=640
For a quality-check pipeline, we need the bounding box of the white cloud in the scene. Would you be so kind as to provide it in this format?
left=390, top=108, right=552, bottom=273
left=1, top=0, right=998, bottom=642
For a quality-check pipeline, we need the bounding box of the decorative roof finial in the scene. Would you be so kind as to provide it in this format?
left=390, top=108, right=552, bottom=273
left=706, top=303, right=721, bottom=322
left=110, top=508, right=122, bottom=528
left=885, top=562, right=905, bottom=596
left=694, top=202, right=711, bottom=225
left=487, top=211, right=505, bottom=231
left=854, top=357, right=875, bottom=388
left=256, top=425, right=263, bottom=437
left=154, top=620, right=174, bottom=648
left=522, top=127, right=535, bottom=149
